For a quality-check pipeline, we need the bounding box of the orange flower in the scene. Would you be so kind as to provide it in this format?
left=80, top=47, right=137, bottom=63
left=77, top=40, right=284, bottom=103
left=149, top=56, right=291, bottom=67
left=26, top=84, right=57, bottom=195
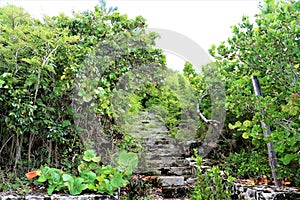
left=25, top=170, right=41, bottom=180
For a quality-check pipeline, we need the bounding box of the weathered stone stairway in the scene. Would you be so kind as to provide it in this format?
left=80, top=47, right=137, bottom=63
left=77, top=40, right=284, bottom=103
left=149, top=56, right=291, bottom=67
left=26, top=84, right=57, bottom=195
left=1, top=111, right=299, bottom=199
left=125, top=111, right=300, bottom=199
left=126, top=111, right=199, bottom=198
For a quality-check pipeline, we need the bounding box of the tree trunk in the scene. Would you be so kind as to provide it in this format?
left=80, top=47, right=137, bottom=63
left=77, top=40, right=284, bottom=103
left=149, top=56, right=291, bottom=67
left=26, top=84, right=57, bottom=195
left=252, top=76, right=282, bottom=187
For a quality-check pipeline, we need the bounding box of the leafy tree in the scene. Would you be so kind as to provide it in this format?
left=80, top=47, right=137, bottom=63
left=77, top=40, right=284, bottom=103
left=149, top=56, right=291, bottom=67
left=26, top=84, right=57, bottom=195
left=0, top=5, right=80, bottom=173
left=208, top=0, right=299, bottom=184
left=52, top=5, right=166, bottom=148
left=0, top=2, right=167, bottom=178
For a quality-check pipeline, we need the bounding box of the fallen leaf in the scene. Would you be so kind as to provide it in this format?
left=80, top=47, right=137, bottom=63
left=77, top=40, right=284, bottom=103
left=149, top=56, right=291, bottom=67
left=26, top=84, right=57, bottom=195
left=25, top=170, right=41, bottom=180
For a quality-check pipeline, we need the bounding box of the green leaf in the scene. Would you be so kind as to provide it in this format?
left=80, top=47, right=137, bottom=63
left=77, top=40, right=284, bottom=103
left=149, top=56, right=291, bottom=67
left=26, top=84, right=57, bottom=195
left=78, top=88, right=85, bottom=97
left=110, top=172, right=123, bottom=188
left=83, top=94, right=93, bottom=102
left=37, top=174, right=47, bottom=182
left=70, top=177, right=87, bottom=195
left=50, top=171, right=62, bottom=184
left=118, top=151, right=138, bottom=172
left=24, top=74, right=38, bottom=87
left=282, top=154, right=298, bottom=165
left=242, top=132, right=249, bottom=139
left=80, top=170, right=96, bottom=183
left=62, top=120, right=71, bottom=127
left=0, top=79, right=5, bottom=88
left=47, top=186, right=55, bottom=195
left=228, top=121, right=242, bottom=130
left=62, top=174, right=73, bottom=182
left=228, top=123, right=235, bottom=130
left=21, top=57, right=40, bottom=66
left=82, top=150, right=101, bottom=163
left=44, top=64, right=56, bottom=74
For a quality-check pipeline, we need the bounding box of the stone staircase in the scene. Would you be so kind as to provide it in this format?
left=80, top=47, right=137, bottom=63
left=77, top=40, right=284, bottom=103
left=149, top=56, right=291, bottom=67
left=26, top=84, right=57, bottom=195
left=123, top=111, right=300, bottom=199
left=124, top=111, right=200, bottom=198
left=2, top=111, right=299, bottom=199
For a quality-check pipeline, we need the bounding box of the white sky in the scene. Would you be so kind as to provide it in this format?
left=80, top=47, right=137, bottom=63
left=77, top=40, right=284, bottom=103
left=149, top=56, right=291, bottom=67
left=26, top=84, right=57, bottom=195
left=0, top=0, right=261, bottom=71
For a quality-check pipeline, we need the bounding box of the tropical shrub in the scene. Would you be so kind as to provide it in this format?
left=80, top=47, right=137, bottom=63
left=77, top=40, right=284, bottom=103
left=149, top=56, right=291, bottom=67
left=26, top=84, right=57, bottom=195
left=27, top=150, right=138, bottom=195
left=190, top=150, right=234, bottom=200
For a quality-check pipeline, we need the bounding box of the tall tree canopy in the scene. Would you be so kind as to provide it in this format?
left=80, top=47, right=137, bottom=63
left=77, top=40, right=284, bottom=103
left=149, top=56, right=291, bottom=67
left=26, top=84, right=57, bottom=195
left=184, top=0, right=299, bottom=185
left=0, top=4, right=166, bottom=173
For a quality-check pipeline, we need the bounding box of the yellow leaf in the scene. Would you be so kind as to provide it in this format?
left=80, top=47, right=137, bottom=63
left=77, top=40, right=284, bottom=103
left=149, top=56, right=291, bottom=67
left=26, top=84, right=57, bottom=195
left=242, top=132, right=249, bottom=139
left=243, top=120, right=252, bottom=127
left=61, top=75, right=66, bottom=80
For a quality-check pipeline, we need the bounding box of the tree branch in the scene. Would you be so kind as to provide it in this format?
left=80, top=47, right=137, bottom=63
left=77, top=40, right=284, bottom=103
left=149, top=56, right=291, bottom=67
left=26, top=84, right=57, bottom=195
left=33, top=44, right=61, bottom=105
left=196, top=92, right=221, bottom=127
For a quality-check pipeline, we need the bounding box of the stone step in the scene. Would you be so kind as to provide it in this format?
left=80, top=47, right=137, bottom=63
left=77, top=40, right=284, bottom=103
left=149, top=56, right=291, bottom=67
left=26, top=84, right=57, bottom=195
left=162, top=186, right=190, bottom=198
left=145, top=159, right=171, bottom=169
left=157, top=176, right=190, bottom=198
left=159, top=176, right=185, bottom=187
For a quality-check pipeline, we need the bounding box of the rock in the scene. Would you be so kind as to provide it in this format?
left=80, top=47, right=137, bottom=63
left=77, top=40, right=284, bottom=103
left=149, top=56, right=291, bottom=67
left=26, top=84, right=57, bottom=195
left=25, top=195, right=45, bottom=200
left=233, top=184, right=300, bottom=200
left=1, top=194, right=19, bottom=200
left=159, top=176, right=185, bottom=187
left=168, top=167, right=192, bottom=176
left=0, top=194, right=118, bottom=200
left=185, top=177, right=198, bottom=184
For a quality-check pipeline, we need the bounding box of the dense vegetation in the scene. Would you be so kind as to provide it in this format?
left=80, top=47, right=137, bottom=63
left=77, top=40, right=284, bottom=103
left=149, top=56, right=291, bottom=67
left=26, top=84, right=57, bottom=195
left=187, top=0, right=300, bottom=189
left=0, top=0, right=299, bottom=198
left=0, top=2, right=165, bottom=194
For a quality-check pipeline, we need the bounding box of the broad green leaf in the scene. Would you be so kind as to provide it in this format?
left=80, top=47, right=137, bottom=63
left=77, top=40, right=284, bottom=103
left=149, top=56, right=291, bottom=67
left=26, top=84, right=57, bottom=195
left=83, top=150, right=101, bottom=162
left=228, top=123, right=235, bottom=130
left=47, top=186, right=55, bottom=195
left=80, top=170, right=96, bottom=183
left=70, top=177, right=87, bottom=195
left=282, top=154, right=298, bottom=165
left=62, top=174, right=73, bottom=182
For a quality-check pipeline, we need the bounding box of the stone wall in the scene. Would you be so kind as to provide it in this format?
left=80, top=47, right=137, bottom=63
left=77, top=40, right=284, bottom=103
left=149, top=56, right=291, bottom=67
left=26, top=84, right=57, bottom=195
left=232, top=184, right=300, bottom=200
left=0, top=194, right=118, bottom=200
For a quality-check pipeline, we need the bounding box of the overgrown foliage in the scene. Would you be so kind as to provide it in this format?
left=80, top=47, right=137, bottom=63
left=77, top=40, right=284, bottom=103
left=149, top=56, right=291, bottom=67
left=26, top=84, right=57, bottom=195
left=185, top=0, right=299, bottom=186
left=0, top=2, right=165, bottom=183
left=27, top=150, right=138, bottom=195
left=190, top=150, right=234, bottom=200
left=115, top=69, right=199, bottom=139
left=0, top=5, right=82, bottom=175
left=121, top=175, right=162, bottom=199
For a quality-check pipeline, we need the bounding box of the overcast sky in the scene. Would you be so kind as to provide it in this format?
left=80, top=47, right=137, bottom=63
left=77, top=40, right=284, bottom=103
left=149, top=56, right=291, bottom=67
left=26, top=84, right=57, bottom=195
left=0, top=0, right=261, bottom=71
